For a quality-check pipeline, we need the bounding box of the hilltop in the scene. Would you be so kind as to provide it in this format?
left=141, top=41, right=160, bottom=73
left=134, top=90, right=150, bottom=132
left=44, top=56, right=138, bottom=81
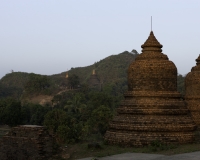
left=0, top=50, right=138, bottom=101
left=0, top=49, right=186, bottom=103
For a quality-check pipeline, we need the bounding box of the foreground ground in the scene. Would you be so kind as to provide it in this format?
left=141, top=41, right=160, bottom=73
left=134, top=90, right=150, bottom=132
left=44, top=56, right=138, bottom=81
left=78, top=151, right=200, bottom=160
left=2, top=126, right=200, bottom=160
left=55, top=141, right=200, bottom=160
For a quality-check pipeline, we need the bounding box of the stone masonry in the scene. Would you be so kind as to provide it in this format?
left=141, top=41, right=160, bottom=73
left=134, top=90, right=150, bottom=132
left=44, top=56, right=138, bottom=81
left=185, top=55, right=200, bottom=129
left=104, top=31, right=196, bottom=146
left=0, top=125, right=54, bottom=160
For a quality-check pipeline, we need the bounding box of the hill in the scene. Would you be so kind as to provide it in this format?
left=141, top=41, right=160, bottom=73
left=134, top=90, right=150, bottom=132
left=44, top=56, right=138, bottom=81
left=0, top=50, right=186, bottom=102
left=0, top=50, right=138, bottom=100
left=51, top=51, right=138, bottom=90
left=0, top=72, right=30, bottom=99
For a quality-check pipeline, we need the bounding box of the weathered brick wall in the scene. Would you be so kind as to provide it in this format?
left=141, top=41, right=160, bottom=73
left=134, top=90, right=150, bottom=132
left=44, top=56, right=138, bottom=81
left=0, top=125, right=54, bottom=160
left=185, top=55, right=200, bottom=128
left=104, top=31, right=196, bottom=146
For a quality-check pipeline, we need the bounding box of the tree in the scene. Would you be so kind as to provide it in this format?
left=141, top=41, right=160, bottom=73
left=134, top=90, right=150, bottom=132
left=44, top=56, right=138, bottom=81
left=44, top=109, right=84, bottom=143
left=88, top=91, right=116, bottom=110
left=24, top=73, right=51, bottom=94
left=88, top=105, right=113, bottom=135
left=64, top=93, right=86, bottom=114
left=68, top=74, right=80, bottom=89
left=177, top=74, right=185, bottom=95
left=0, top=98, right=21, bottom=126
left=44, top=109, right=69, bottom=133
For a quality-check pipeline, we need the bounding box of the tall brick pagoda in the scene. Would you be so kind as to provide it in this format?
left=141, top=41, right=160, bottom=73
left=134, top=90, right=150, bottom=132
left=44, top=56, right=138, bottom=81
left=104, top=31, right=196, bottom=146
left=185, top=55, right=200, bottom=129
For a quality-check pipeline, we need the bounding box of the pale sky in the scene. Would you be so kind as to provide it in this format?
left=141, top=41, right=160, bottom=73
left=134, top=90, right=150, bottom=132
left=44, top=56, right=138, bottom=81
left=1, top=0, right=200, bottom=78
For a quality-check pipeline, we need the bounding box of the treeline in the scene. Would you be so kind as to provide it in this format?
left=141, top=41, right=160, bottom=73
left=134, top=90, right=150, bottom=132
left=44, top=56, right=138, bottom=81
left=0, top=87, right=122, bottom=143
left=0, top=52, right=186, bottom=100
left=0, top=73, right=187, bottom=144
left=22, top=73, right=59, bottom=96
left=177, top=74, right=185, bottom=95
left=0, top=72, right=60, bottom=99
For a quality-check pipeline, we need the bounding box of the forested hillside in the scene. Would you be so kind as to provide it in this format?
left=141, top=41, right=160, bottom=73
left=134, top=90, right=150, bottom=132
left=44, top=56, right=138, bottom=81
left=0, top=50, right=186, bottom=100
left=0, top=50, right=187, bottom=147
left=0, top=72, right=30, bottom=99
left=0, top=50, right=138, bottom=99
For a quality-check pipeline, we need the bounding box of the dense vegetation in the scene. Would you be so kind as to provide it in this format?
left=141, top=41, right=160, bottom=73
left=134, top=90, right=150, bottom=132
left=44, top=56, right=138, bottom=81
left=177, top=74, right=185, bottom=95
left=0, top=51, right=186, bottom=98
left=0, top=50, right=187, bottom=145
left=0, top=72, right=30, bottom=99
left=0, top=51, right=138, bottom=99
left=0, top=88, right=120, bottom=144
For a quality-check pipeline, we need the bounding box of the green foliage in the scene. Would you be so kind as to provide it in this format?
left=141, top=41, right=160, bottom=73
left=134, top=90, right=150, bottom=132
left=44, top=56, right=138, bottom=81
left=56, top=125, right=71, bottom=143
left=0, top=72, right=30, bottom=99
left=88, top=105, right=113, bottom=135
left=0, top=72, right=30, bottom=89
left=44, top=88, right=120, bottom=144
left=43, top=109, right=84, bottom=143
left=0, top=51, right=188, bottom=146
left=150, top=139, right=177, bottom=152
left=20, top=104, right=31, bottom=124
left=19, top=103, right=50, bottom=125
left=51, top=51, right=137, bottom=92
left=177, top=74, right=185, bottom=95
left=0, top=84, right=21, bottom=99
left=44, top=109, right=69, bottom=133
left=68, top=74, right=80, bottom=89
left=24, top=73, right=51, bottom=95
left=64, top=93, right=86, bottom=115
left=0, top=99, right=51, bottom=127
left=0, top=52, right=186, bottom=101
left=0, top=98, right=22, bottom=126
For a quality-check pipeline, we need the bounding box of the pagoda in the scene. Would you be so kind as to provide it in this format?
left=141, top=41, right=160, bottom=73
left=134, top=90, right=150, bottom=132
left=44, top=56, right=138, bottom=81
left=185, top=55, right=200, bottom=129
left=104, top=31, right=196, bottom=146
left=88, top=69, right=100, bottom=89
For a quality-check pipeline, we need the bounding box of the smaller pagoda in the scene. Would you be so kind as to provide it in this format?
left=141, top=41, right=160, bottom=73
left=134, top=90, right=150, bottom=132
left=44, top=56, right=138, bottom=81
left=66, top=72, right=69, bottom=78
left=185, top=55, right=200, bottom=128
left=65, top=71, right=70, bottom=89
left=88, top=69, right=100, bottom=90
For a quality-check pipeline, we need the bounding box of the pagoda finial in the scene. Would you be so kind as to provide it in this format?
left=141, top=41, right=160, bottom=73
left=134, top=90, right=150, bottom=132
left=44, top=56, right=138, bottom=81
left=66, top=72, right=68, bottom=78
left=151, top=16, right=152, bottom=31
left=92, top=69, right=96, bottom=75
left=141, top=31, right=163, bottom=52
left=196, top=54, right=200, bottom=66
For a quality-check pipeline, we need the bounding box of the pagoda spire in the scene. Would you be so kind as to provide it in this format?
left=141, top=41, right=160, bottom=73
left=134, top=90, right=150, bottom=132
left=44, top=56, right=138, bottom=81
left=66, top=72, right=69, bottom=78
left=196, top=54, right=200, bottom=66
left=92, top=69, right=96, bottom=75
left=141, top=31, right=163, bottom=52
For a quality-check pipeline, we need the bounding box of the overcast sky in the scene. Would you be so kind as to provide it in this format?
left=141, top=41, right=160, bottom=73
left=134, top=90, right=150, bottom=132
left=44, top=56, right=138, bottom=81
left=1, top=0, right=200, bottom=78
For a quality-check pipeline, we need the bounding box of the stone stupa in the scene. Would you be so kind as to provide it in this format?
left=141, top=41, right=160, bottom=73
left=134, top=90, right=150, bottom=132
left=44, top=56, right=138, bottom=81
left=185, top=55, right=200, bottom=129
left=88, top=69, right=100, bottom=89
left=104, top=31, right=196, bottom=146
